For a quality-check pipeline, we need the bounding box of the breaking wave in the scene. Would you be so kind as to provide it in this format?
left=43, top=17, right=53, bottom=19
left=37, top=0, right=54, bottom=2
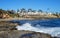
left=16, top=22, right=60, bottom=37
left=10, top=18, right=60, bottom=37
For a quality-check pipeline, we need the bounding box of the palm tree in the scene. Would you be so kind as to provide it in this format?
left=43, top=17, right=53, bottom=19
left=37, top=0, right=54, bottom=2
left=32, top=10, right=36, bottom=13
left=7, top=10, right=16, bottom=14
left=20, top=8, right=26, bottom=13
left=38, top=9, right=43, bottom=13
left=17, top=9, right=19, bottom=12
left=53, top=12, right=59, bottom=17
left=28, top=9, right=32, bottom=12
left=47, top=8, right=50, bottom=13
left=17, top=9, right=20, bottom=13
left=0, top=9, right=2, bottom=10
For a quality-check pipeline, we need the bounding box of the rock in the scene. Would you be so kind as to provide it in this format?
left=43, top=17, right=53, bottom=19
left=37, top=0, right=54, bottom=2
left=0, top=21, right=18, bottom=31
left=0, top=30, right=52, bottom=38
left=52, top=36, right=60, bottom=38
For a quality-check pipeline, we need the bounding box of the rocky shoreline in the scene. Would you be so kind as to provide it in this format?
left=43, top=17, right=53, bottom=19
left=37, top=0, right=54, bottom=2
left=0, top=30, right=52, bottom=38
left=0, top=21, right=58, bottom=38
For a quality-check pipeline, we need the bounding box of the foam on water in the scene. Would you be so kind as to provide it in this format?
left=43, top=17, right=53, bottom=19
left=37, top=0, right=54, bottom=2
left=16, top=23, right=60, bottom=37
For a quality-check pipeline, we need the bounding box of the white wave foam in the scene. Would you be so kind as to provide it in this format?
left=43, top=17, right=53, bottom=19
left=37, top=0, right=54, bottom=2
left=16, top=23, right=60, bottom=37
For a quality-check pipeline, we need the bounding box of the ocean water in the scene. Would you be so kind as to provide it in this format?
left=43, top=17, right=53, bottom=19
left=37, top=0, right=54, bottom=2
left=10, top=18, right=60, bottom=37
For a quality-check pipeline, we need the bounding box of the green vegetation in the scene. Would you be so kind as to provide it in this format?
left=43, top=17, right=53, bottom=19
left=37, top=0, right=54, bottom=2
left=0, top=8, right=60, bottom=19
left=0, top=9, right=20, bottom=18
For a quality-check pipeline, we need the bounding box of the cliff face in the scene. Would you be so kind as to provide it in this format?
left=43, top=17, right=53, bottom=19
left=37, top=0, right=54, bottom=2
left=0, top=30, right=52, bottom=38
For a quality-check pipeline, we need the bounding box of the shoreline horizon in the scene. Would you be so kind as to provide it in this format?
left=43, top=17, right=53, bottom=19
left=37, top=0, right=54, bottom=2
left=0, top=17, right=60, bottom=21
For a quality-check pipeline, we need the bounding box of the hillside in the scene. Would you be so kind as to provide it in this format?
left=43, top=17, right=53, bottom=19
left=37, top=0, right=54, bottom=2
left=0, top=9, right=60, bottom=19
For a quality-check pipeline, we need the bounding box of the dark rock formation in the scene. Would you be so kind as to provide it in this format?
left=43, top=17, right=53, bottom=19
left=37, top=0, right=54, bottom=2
left=0, top=21, right=18, bottom=31
left=0, top=30, right=52, bottom=38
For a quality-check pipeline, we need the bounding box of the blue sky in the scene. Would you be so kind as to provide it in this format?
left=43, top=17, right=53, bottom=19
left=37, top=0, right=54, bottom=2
left=0, top=0, right=60, bottom=12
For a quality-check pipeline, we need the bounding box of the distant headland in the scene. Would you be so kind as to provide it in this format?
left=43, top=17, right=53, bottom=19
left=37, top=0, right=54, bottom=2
left=0, top=8, right=60, bottom=20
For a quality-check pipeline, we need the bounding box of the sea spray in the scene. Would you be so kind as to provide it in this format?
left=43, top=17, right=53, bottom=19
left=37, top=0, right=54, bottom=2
left=16, top=23, right=60, bottom=37
left=16, top=23, right=44, bottom=32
